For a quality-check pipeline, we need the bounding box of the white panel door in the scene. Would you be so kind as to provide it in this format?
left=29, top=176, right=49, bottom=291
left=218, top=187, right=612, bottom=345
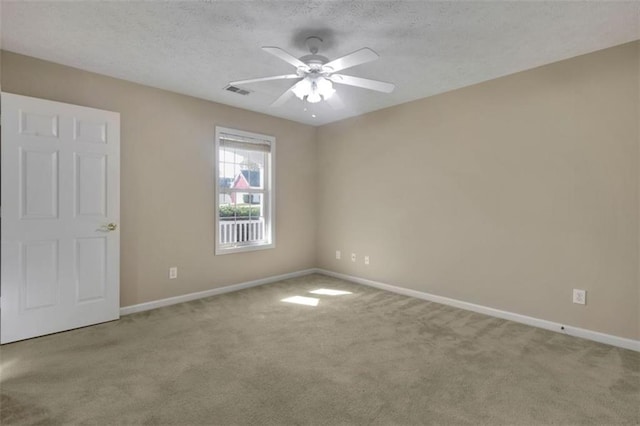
left=1, top=92, right=120, bottom=344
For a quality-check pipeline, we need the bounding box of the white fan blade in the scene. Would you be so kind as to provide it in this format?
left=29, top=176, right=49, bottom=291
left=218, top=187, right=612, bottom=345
left=329, top=74, right=395, bottom=93
left=271, top=79, right=304, bottom=107
left=326, top=93, right=345, bottom=110
left=323, top=48, right=379, bottom=72
left=271, top=89, right=294, bottom=107
left=230, top=74, right=300, bottom=86
left=262, top=47, right=309, bottom=69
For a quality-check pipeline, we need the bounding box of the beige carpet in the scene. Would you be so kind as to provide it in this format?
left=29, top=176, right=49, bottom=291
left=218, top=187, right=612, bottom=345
left=1, top=273, right=638, bottom=425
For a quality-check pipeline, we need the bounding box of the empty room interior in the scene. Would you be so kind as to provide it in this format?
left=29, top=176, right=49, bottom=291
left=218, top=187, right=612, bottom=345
left=0, top=1, right=639, bottom=425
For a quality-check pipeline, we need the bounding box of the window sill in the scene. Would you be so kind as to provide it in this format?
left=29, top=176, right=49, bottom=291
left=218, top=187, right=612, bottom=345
left=215, top=242, right=275, bottom=256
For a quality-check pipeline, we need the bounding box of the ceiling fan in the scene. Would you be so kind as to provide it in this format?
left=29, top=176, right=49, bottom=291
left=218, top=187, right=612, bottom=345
left=229, top=36, right=395, bottom=108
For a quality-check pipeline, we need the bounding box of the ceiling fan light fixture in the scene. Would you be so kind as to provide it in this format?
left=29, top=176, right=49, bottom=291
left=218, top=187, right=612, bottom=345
left=292, top=76, right=335, bottom=103
left=292, top=78, right=312, bottom=99
left=316, top=77, right=335, bottom=99
left=306, top=90, right=322, bottom=103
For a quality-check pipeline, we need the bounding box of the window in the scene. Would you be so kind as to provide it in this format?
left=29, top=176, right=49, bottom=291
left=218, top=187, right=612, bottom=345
left=215, top=127, right=275, bottom=254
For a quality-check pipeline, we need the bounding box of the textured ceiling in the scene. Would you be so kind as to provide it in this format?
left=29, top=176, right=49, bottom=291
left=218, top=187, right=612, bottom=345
left=2, top=1, right=639, bottom=126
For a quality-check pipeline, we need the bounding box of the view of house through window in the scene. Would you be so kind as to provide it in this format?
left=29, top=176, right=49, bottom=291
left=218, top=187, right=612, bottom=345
left=215, top=127, right=274, bottom=254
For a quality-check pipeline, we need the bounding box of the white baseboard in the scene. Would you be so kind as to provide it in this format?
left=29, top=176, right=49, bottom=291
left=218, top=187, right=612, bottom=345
left=118, top=266, right=638, bottom=352
left=316, top=268, right=640, bottom=352
left=119, top=268, right=317, bottom=316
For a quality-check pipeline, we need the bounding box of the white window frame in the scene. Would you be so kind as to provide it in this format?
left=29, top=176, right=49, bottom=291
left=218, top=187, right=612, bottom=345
left=214, top=126, right=275, bottom=255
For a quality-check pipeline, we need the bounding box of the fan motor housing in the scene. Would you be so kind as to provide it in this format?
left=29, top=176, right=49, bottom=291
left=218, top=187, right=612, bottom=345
left=299, top=54, right=329, bottom=69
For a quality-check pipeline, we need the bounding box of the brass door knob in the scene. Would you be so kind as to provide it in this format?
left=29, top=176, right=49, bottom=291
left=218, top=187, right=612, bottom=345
left=106, top=223, right=118, bottom=231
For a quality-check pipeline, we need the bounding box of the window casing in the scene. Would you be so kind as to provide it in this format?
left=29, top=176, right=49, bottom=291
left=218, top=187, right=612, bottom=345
left=215, top=127, right=275, bottom=255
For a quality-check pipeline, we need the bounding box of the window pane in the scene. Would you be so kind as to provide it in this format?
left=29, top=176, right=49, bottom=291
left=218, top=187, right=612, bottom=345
left=216, top=127, right=274, bottom=254
left=219, top=147, right=265, bottom=190
left=218, top=142, right=266, bottom=244
left=218, top=192, right=265, bottom=245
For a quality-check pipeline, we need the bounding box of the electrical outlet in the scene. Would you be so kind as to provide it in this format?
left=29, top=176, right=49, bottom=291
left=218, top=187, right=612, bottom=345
left=351, top=253, right=356, bottom=262
left=336, top=250, right=341, bottom=260
left=169, top=267, right=178, bottom=279
left=572, top=289, right=586, bottom=305
left=364, top=256, right=370, bottom=265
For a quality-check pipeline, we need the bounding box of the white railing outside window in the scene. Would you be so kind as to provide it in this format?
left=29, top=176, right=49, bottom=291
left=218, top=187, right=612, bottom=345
left=219, top=218, right=265, bottom=244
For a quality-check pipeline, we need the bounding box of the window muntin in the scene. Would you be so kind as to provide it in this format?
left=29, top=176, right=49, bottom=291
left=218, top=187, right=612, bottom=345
left=215, top=127, right=275, bottom=254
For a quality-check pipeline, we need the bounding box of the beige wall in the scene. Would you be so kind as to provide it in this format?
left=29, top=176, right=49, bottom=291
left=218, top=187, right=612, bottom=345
left=317, top=42, right=640, bottom=340
left=2, top=42, right=639, bottom=340
left=1, top=51, right=317, bottom=307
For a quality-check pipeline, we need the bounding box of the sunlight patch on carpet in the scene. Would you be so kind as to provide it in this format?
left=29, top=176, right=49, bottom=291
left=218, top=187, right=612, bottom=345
left=309, top=289, right=353, bottom=296
left=281, top=296, right=319, bottom=306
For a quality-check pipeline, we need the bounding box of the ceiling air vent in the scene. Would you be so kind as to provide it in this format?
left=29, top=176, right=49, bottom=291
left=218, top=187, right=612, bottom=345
left=224, top=85, right=251, bottom=96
